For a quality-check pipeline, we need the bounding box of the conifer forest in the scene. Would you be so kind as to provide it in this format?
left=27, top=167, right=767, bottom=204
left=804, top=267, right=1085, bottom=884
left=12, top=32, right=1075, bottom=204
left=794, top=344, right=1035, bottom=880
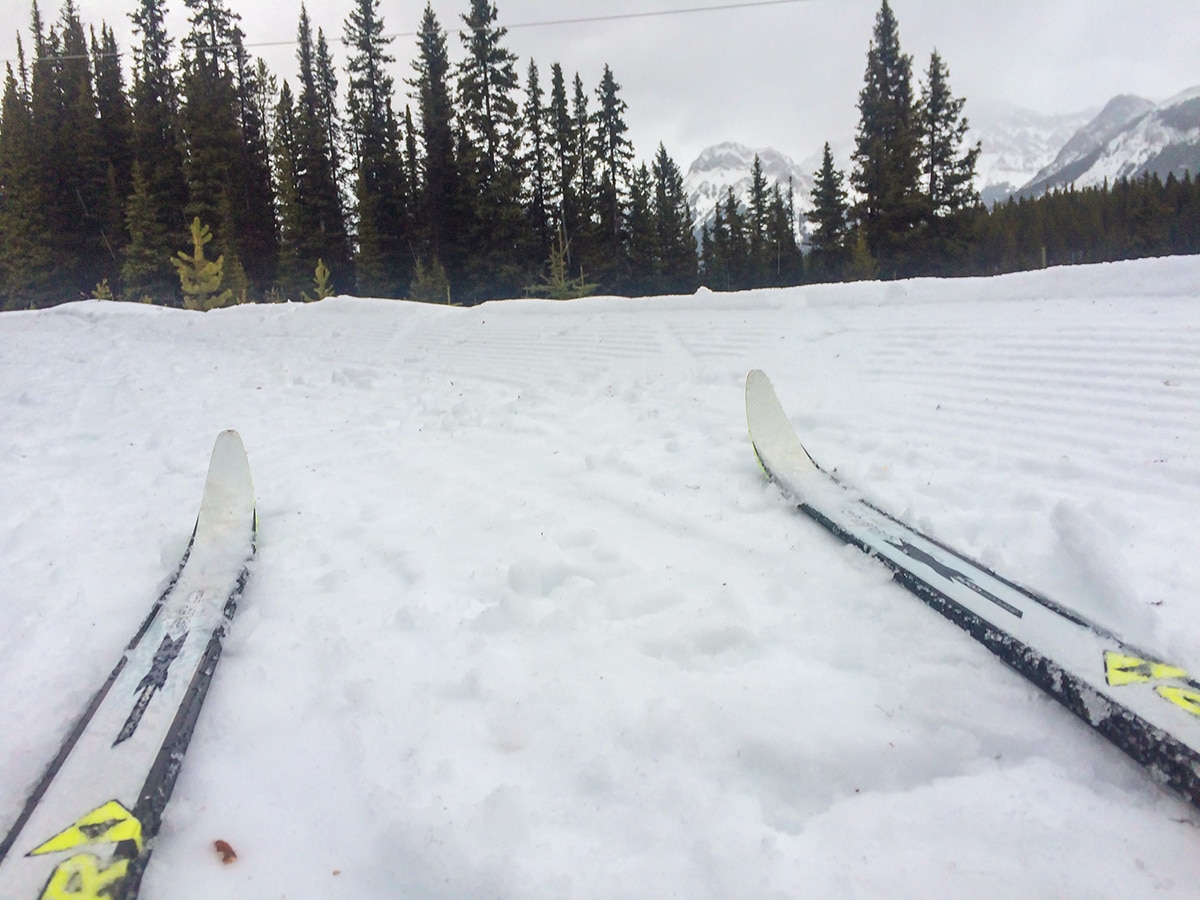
left=1, top=0, right=1197, bottom=310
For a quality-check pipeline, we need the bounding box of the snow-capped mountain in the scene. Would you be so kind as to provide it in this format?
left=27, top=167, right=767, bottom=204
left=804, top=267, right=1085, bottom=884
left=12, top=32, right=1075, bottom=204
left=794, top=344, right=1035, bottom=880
left=684, top=86, right=1199, bottom=227
left=683, top=142, right=814, bottom=236
left=1021, top=87, right=1200, bottom=195
left=965, top=101, right=1097, bottom=205
left=683, top=106, right=1092, bottom=228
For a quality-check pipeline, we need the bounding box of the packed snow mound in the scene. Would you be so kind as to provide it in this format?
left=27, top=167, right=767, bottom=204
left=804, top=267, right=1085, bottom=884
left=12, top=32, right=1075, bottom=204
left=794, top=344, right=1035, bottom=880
left=1, top=257, right=1199, bottom=898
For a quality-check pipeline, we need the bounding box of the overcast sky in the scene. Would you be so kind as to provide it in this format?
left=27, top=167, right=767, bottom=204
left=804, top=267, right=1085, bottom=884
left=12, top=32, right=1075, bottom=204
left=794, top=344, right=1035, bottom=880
left=2, top=0, right=1197, bottom=170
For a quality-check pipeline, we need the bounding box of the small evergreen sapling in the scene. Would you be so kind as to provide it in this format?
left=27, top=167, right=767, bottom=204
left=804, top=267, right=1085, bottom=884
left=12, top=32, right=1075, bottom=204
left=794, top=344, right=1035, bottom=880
left=301, top=259, right=335, bottom=301
left=526, top=225, right=598, bottom=300
left=172, top=217, right=234, bottom=310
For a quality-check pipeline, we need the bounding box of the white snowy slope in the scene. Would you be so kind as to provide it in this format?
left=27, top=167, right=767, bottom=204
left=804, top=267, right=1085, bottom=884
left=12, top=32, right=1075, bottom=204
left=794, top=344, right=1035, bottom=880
left=1, top=258, right=1199, bottom=898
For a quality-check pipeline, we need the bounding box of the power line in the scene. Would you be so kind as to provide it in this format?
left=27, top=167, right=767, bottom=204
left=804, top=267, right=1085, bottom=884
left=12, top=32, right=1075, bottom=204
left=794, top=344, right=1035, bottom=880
left=2, top=0, right=813, bottom=66
left=463, top=0, right=813, bottom=37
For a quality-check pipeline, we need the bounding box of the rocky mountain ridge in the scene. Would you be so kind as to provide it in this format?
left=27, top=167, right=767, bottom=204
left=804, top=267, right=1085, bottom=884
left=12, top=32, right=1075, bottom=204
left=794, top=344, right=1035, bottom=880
left=681, top=87, right=1200, bottom=232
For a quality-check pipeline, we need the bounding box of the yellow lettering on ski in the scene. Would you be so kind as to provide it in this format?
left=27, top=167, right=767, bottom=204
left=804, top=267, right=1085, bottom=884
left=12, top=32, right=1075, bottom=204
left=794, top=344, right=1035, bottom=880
left=1156, top=685, right=1200, bottom=717
left=38, top=854, right=128, bottom=900
left=30, top=800, right=143, bottom=856
left=1103, top=651, right=1188, bottom=687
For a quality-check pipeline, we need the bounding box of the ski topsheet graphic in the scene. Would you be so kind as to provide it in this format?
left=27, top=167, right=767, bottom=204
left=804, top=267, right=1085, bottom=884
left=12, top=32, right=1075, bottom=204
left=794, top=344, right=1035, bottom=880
left=745, top=369, right=1200, bottom=811
left=0, top=431, right=256, bottom=899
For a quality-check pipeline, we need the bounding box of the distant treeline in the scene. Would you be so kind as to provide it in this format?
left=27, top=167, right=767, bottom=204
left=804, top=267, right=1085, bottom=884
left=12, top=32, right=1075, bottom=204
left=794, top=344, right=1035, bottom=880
left=977, top=175, right=1200, bottom=272
left=0, top=0, right=1195, bottom=311
left=795, top=1, right=1200, bottom=286
left=0, top=0, right=702, bottom=309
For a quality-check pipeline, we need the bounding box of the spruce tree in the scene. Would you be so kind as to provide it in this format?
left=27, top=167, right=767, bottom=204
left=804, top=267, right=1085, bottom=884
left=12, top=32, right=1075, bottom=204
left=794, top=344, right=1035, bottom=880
left=0, top=47, right=54, bottom=307
left=570, top=73, right=599, bottom=274
left=457, top=0, right=528, bottom=301
left=403, top=103, right=420, bottom=215
left=408, top=4, right=460, bottom=285
left=271, top=80, right=306, bottom=296
left=292, top=5, right=351, bottom=287
left=172, top=216, right=233, bottom=309
left=651, top=143, right=698, bottom=294
left=765, top=182, right=802, bottom=286
left=126, top=0, right=188, bottom=303
left=624, top=162, right=655, bottom=295
left=345, top=0, right=408, bottom=297
left=179, top=0, right=247, bottom=298
left=593, top=64, right=634, bottom=287
left=524, top=223, right=597, bottom=300
left=313, top=29, right=344, bottom=182
left=852, top=0, right=923, bottom=278
left=917, top=50, right=980, bottom=271
left=523, top=60, right=553, bottom=262
left=747, top=154, right=770, bottom=283
left=547, top=63, right=575, bottom=256
left=227, top=33, right=278, bottom=293
left=26, top=1, right=115, bottom=301
left=721, top=188, right=749, bottom=289
left=918, top=51, right=978, bottom=217
left=91, top=23, right=134, bottom=265
left=808, top=142, right=850, bottom=281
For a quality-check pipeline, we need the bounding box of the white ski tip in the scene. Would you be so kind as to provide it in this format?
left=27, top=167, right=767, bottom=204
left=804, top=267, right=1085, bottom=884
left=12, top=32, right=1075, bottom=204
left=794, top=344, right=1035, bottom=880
left=745, top=370, right=819, bottom=489
left=197, top=430, right=256, bottom=540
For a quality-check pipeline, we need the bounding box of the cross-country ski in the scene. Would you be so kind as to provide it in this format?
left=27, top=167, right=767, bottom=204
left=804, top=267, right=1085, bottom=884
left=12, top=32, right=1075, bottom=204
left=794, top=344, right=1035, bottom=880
left=0, top=431, right=256, bottom=899
left=745, top=368, right=1200, bottom=810
left=2, top=256, right=1198, bottom=895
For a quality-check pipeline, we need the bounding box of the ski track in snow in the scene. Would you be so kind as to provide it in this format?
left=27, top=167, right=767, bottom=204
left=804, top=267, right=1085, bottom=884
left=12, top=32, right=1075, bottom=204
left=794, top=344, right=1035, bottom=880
left=1, top=257, right=1198, bottom=898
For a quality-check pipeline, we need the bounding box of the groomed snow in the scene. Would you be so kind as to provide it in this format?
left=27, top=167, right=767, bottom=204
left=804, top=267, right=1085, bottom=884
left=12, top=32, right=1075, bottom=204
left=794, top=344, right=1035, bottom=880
left=1, top=257, right=1198, bottom=897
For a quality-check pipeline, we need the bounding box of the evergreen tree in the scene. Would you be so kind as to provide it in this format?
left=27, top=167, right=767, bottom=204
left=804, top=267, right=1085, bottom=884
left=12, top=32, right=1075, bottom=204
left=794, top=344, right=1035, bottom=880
left=271, top=80, right=306, bottom=296
left=624, top=162, right=655, bottom=295
left=523, top=60, right=552, bottom=261
left=0, top=46, right=54, bottom=307
left=91, top=23, right=134, bottom=265
left=179, top=0, right=248, bottom=299
left=313, top=29, right=344, bottom=182
left=291, top=5, right=351, bottom=288
left=570, top=72, right=599, bottom=273
left=593, top=64, right=634, bottom=285
left=409, top=255, right=451, bottom=303
left=808, top=142, right=850, bottom=280
left=746, top=154, right=770, bottom=282
left=172, top=215, right=233, bottom=309
left=651, top=143, right=698, bottom=294
left=525, top=223, right=597, bottom=300
left=402, top=104, right=420, bottom=229
left=547, top=63, right=575, bottom=255
left=457, top=0, right=528, bottom=301
left=918, top=51, right=979, bottom=218
left=228, top=33, right=278, bottom=293
left=917, top=49, right=980, bottom=271
left=703, top=187, right=749, bottom=290
left=852, top=0, right=923, bottom=278
left=28, top=1, right=116, bottom=300
left=125, top=0, right=187, bottom=303
left=408, top=4, right=460, bottom=286
left=345, top=0, right=408, bottom=297
left=765, top=182, right=802, bottom=286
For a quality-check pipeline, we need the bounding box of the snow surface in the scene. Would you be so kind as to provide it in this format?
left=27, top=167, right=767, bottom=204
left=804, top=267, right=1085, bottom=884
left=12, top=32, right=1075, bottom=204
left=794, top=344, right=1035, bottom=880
left=2, top=258, right=1199, bottom=897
